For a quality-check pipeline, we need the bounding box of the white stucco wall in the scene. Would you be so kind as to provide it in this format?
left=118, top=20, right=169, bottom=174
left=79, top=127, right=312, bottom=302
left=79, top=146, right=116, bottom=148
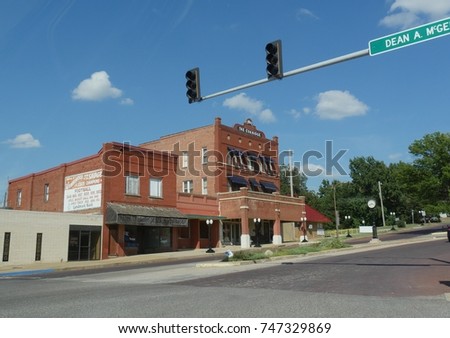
left=0, top=209, right=102, bottom=265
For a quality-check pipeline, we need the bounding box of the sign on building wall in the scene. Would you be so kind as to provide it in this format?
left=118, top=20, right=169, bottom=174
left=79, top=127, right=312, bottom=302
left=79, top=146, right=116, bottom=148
left=64, top=169, right=102, bottom=212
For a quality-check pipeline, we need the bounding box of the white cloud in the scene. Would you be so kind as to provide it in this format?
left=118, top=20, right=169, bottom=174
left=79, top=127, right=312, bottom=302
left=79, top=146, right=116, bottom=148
left=223, top=93, right=262, bottom=114
left=289, top=107, right=311, bottom=120
left=289, top=109, right=302, bottom=120
left=259, top=109, right=276, bottom=123
left=72, top=71, right=123, bottom=101
left=120, top=98, right=134, bottom=105
left=296, top=8, right=319, bottom=21
left=380, top=0, right=450, bottom=29
left=223, top=93, right=276, bottom=123
left=314, top=90, right=368, bottom=120
left=4, top=133, right=41, bottom=149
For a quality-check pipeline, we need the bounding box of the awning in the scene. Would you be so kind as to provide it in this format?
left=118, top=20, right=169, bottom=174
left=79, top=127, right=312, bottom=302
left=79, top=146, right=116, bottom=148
left=227, top=175, right=248, bottom=186
left=106, top=203, right=188, bottom=227
left=260, top=181, right=278, bottom=192
left=227, top=147, right=243, bottom=156
left=263, top=156, right=274, bottom=163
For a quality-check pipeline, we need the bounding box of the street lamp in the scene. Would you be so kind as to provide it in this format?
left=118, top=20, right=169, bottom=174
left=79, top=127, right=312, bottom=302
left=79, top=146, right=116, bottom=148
left=253, top=218, right=262, bottom=247
left=300, top=216, right=308, bottom=243
left=419, top=210, right=425, bottom=225
left=205, top=219, right=215, bottom=253
left=390, top=212, right=396, bottom=231
left=345, top=215, right=352, bottom=238
left=367, top=199, right=378, bottom=239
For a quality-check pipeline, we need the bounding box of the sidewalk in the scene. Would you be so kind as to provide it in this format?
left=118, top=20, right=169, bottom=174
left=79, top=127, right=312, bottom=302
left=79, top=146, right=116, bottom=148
left=1, top=243, right=286, bottom=276
left=1, top=231, right=447, bottom=277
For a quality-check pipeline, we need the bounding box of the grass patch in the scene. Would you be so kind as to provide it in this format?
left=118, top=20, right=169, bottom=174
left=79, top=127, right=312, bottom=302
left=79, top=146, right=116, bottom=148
left=228, top=238, right=350, bottom=261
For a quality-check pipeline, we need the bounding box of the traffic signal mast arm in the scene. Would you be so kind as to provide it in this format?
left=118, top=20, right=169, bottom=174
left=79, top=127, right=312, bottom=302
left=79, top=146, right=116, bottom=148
left=187, top=17, right=450, bottom=103
left=198, top=48, right=369, bottom=102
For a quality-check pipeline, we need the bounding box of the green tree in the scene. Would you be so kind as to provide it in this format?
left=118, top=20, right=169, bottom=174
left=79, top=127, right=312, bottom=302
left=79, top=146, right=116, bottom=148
left=408, top=132, right=450, bottom=206
left=349, top=156, right=388, bottom=198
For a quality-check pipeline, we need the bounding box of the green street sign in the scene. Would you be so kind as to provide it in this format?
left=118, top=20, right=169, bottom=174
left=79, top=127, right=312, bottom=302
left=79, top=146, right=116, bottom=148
left=369, top=17, right=450, bottom=56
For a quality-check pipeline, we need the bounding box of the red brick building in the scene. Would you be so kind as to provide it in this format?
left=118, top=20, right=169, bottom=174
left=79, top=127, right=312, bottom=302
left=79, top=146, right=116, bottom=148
left=7, top=142, right=187, bottom=259
left=7, top=118, right=306, bottom=260
left=141, top=117, right=305, bottom=248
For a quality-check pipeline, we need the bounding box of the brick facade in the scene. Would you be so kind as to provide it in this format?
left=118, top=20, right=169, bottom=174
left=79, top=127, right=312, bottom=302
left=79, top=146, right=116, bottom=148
left=7, top=142, right=183, bottom=259
left=7, top=118, right=307, bottom=259
left=142, top=117, right=305, bottom=248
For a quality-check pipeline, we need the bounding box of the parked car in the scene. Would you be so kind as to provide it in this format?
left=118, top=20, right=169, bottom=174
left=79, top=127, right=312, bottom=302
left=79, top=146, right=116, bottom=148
left=430, top=216, right=441, bottom=223
left=447, top=225, right=450, bottom=242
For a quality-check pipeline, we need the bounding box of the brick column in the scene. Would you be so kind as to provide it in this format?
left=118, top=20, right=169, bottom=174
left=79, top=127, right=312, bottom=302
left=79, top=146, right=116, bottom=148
left=240, top=205, right=250, bottom=248
left=273, top=208, right=282, bottom=245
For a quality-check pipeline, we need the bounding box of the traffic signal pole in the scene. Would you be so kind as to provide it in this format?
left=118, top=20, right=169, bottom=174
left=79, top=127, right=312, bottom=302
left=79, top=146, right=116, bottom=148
left=199, top=48, right=369, bottom=102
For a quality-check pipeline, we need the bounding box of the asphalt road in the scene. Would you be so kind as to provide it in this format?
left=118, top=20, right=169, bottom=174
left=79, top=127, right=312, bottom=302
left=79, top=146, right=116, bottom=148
left=1, top=233, right=449, bottom=318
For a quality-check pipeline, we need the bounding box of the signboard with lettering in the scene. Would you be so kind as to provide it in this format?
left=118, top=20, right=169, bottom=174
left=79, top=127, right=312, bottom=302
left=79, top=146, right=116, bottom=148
left=234, top=119, right=266, bottom=138
left=237, top=126, right=262, bottom=137
left=369, top=17, right=450, bottom=56
left=64, top=169, right=102, bottom=212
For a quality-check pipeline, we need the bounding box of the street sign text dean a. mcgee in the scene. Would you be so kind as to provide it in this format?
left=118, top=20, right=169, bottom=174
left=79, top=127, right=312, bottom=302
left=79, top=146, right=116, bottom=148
left=369, top=17, right=450, bottom=56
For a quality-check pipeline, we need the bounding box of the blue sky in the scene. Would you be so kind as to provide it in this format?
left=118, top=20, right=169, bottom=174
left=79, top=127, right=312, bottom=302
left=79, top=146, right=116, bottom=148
left=1, top=0, right=450, bottom=200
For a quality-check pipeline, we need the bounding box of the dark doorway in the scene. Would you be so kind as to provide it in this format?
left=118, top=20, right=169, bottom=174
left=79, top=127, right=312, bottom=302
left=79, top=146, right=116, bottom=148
left=68, top=226, right=101, bottom=261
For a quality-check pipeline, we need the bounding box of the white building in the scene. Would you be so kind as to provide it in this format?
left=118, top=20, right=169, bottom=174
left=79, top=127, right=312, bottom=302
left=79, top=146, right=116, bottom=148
left=0, top=209, right=102, bottom=265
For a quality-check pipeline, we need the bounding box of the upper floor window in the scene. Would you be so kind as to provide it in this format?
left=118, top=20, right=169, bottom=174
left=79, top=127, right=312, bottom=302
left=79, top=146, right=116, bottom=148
left=201, top=177, right=208, bottom=195
left=125, top=174, right=140, bottom=196
left=201, top=147, right=208, bottom=164
left=182, top=180, right=194, bottom=194
left=16, top=189, right=22, bottom=207
left=149, top=178, right=163, bottom=198
left=44, top=184, right=50, bottom=202
left=181, top=151, right=188, bottom=168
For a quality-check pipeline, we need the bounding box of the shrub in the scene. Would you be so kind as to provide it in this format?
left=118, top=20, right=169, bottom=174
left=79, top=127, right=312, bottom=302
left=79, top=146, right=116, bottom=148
left=228, top=238, right=349, bottom=262
left=317, top=238, right=348, bottom=250
left=396, top=220, right=406, bottom=228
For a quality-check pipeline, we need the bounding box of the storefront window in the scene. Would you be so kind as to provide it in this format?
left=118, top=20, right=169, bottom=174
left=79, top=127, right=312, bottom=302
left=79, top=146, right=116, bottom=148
left=159, top=228, right=171, bottom=248
left=124, top=226, right=139, bottom=255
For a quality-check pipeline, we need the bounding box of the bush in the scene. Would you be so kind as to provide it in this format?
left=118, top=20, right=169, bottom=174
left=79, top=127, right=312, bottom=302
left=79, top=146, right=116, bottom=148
left=230, top=251, right=267, bottom=261
left=396, top=220, right=406, bottom=228
left=317, top=238, right=348, bottom=250
left=228, top=238, right=349, bottom=262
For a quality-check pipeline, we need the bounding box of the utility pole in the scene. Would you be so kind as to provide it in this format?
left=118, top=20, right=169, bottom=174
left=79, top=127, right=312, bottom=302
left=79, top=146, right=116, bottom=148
left=378, top=181, right=386, bottom=227
left=288, top=150, right=294, bottom=198
left=2, top=178, right=8, bottom=208
left=333, top=183, right=340, bottom=237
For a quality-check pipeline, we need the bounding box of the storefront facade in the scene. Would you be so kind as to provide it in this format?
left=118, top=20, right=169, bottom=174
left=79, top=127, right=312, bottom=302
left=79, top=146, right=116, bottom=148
left=6, top=118, right=308, bottom=258
left=141, top=117, right=305, bottom=249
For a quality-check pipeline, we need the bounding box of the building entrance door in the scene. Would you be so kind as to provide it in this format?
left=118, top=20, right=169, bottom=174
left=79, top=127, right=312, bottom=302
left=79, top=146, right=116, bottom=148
left=222, top=220, right=241, bottom=245
left=68, top=226, right=101, bottom=261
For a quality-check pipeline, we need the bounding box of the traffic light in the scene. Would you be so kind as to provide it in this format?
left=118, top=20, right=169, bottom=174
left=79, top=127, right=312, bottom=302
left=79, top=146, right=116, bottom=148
left=265, top=40, right=283, bottom=80
left=185, top=68, right=201, bottom=103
